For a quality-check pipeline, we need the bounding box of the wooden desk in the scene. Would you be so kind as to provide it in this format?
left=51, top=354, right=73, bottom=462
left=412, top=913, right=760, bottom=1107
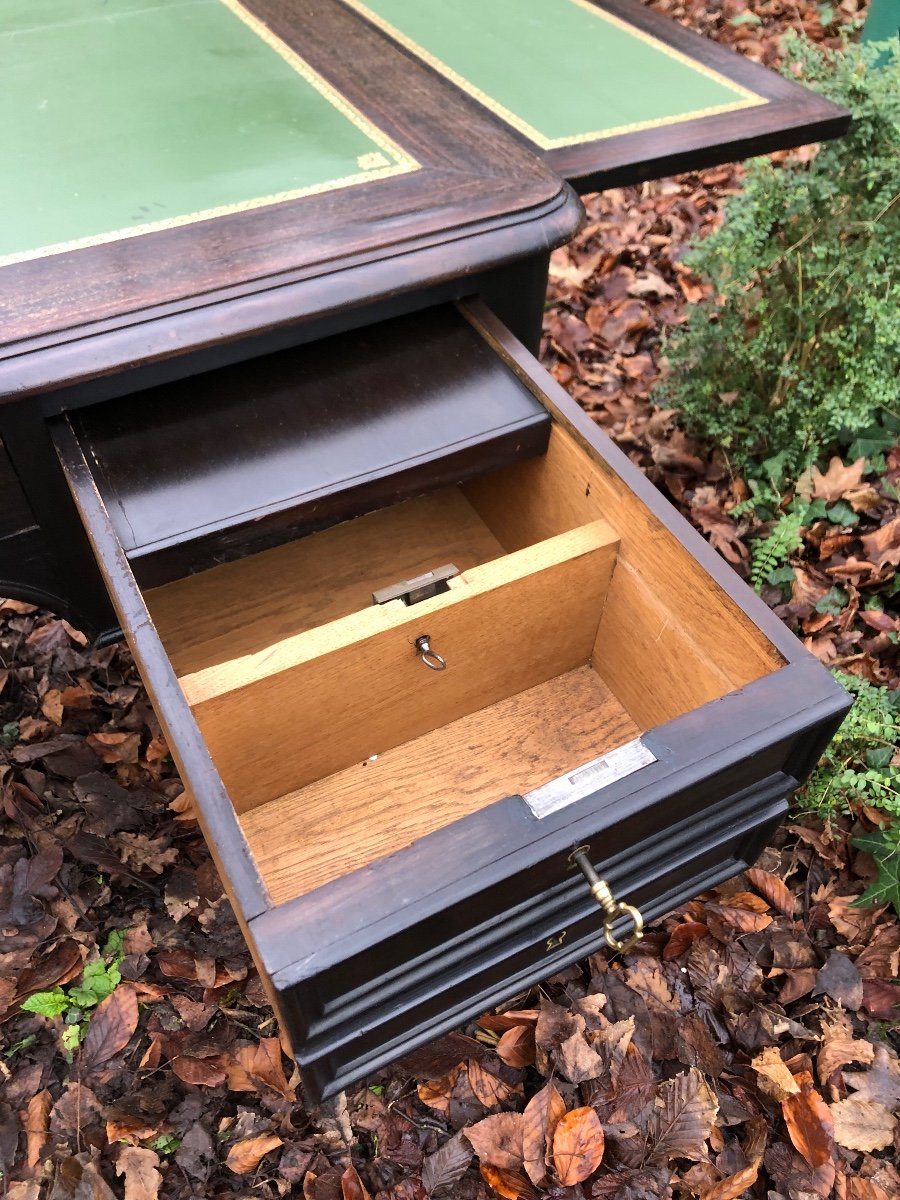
left=0, top=0, right=850, bottom=1104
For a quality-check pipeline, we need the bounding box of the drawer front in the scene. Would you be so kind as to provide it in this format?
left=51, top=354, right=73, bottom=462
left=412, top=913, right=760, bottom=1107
left=290, top=786, right=789, bottom=1099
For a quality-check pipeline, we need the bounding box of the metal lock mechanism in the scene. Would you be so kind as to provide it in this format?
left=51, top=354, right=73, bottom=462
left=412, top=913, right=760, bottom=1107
left=569, top=846, right=644, bottom=954
left=372, top=563, right=459, bottom=607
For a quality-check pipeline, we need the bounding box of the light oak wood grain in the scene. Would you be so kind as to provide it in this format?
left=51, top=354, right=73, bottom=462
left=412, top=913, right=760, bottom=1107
left=183, top=519, right=619, bottom=809
left=147, top=488, right=507, bottom=676
left=464, top=424, right=782, bottom=726
left=241, top=664, right=639, bottom=903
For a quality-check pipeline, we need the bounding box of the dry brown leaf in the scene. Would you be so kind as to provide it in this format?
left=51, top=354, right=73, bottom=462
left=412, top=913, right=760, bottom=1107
left=85, top=730, right=142, bottom=764
left=522, top=1080, right=566, bottom=1188
left=710, top=903, right=773, bottom=934
left=830, top=1099, right=897, bottom=1152
left=812, top=456, right=866, bottom=502
left=464, top=1112, right=525, bottom=1169
left=861, top=516, right=900, bottom=568
left=479, top=1164, right=538, bottom=1200
left=417, top=1065, right=461, bottom=1115
left=23, top=1088, right=51, bottom=1169
left=817, top=1014, right=875, bottom=1083
left=40, top=689, right=64, bottom=726
left=496, top=1024, right=535, bottom=1069
left=115, top=1147, right=162, bottom=1200
left=751, top=1046, right=801, bottom=1101
left=225, top=1038, right=294, bottom=1100
left=81, top=984, right=138, bottom=1070
left=782, top=1073, right=834, bottom=1169
left=624, top=959, right=678, bottom=1010
left=745, top=867, right=796, bottom=917
left=557, top=1030, right=604, bottom=1083
left=663, top=921, right=709, bottom=960
left=853, top=920, right=900, bottom=979
left=5, top=1184, right=41, bottom=1200
left=648, top=1068, right=718, bottom=1163
left=844, top=1043, right=900, bottom=1107
left=340, top=1165, right=371, bottom=1200
left=699, top=1161, right=761, bottom=1200
left=476, top=1009, right=539, bottom=1035
left=551, top=1106, right=605, bottom=1186
left=828, top=895, right=886, bottom=944
left=468, top=1060, right=517, bottom=1110
left=225, top=1133, right=283, bottom=1174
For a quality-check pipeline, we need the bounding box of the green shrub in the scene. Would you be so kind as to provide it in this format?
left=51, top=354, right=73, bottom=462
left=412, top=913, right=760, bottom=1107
left=662, top=35, right=900, bottom=477
left=800, top=671, right=900, bottom=820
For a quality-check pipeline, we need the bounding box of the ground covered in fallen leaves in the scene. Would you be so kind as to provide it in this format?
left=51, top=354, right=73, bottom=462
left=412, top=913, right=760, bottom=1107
left=2, top=1, right=898, bottom=1198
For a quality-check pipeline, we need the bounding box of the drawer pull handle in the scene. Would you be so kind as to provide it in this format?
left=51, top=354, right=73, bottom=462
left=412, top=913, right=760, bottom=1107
left=415, top=634, right=447, bottom=672
left=569, top=847, right=644, bottom=954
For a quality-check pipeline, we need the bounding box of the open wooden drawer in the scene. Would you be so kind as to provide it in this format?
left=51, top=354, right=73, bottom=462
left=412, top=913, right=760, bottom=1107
left=52, top=300, right=850, bottom=1102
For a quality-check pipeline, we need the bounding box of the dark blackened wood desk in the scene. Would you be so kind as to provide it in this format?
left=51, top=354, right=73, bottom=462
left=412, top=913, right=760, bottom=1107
left=0, top=0, right=850, bottom=1101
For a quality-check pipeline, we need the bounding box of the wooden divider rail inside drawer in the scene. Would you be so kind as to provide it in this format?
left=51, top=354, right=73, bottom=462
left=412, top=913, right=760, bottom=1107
left=51, top=299, right=851, bottom=1103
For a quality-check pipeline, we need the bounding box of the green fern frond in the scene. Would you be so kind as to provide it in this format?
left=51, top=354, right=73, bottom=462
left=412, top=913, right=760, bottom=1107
left=750, top=512, right=804, bottom=591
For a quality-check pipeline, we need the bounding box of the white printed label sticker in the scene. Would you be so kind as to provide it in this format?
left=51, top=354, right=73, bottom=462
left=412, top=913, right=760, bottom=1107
left=523, top=738, right=657, bottom=819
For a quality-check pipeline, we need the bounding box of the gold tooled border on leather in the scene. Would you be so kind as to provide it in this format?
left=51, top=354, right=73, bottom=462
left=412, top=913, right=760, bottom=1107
left=340, top=0, right=767, bottom=150
left=1, top=0, right=419, bottom=268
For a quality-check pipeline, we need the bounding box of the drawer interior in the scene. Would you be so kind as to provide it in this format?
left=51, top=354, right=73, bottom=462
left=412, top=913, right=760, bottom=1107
left=143, top=420, right=784, bottom=906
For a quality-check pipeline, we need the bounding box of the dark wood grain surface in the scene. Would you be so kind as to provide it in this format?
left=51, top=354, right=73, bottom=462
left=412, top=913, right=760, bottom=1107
left=546, top=0, right=850, bottom=191
left=0, top=0, right=580, bottom=398
left=71, top=307, right=550, bottom=585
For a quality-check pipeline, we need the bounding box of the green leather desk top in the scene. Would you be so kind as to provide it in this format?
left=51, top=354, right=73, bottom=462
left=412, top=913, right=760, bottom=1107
left=342, top=0, right=766, bottom=149
left=0, top=0, right=416, bottom=266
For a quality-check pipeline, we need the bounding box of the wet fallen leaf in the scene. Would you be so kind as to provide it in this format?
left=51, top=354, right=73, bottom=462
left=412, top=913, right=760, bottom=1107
left=421, top=1131, right=472, bottom=1196
left=340, top=1165, right=371, bottom=1200
left=479, top=1164, right=538, bottom=1200
left=81, top=983, right=138, bottom=1070
left=551, top=1106, right=605, bottom=1186
left=812, top=950, right=863, bottom=1010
